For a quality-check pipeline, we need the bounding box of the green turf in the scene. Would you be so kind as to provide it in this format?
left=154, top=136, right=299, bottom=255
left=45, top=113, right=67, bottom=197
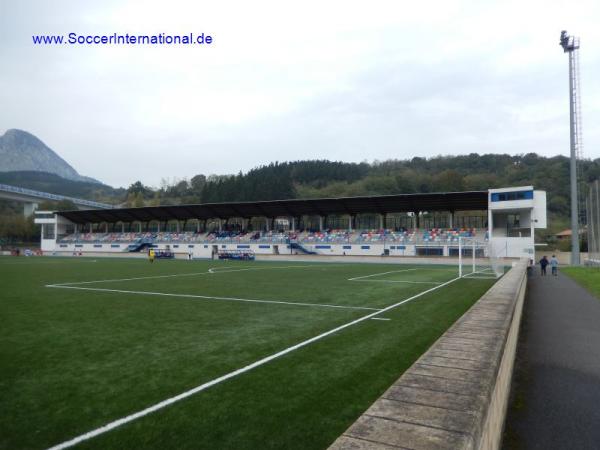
left=0, top=256, right=497, bottom=450
left=562, top=267, right=600, bottom=301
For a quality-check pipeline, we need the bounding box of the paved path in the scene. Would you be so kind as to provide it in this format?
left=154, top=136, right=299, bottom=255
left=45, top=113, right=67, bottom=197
left=503, top=270, right=600, bottom=449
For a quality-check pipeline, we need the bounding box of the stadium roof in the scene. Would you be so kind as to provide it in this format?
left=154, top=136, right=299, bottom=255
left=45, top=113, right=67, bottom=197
left=56, top=191, right=488, bottom=224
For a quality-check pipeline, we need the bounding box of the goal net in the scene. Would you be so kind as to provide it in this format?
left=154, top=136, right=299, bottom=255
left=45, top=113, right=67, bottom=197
left=458, top=237, right=505, bottom=279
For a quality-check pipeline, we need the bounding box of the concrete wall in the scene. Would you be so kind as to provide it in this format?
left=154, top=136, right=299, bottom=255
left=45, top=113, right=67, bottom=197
left=43, top=242, right=479, bottom=259
left=329, top=260, right=528, bottom=450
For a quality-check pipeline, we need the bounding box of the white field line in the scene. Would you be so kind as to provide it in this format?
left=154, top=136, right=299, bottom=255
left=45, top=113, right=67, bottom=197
left=207, top=264, right=332, bottom=274
left=45, top=285, right=381, bottom=312
left=50, top=271, right=215, bottom=286
left=463, top=267, right=499, bottom=280
left=347, top=268, right=417, bottom=281
left=45, top=273, right=465, bottom=450
left=0, top=260, right=98, bottom=265
left=351, top=279, right=442, bottom=285
left=370, top=317, right=391, bottom=321
left=50, top=264, right=325, bottom=286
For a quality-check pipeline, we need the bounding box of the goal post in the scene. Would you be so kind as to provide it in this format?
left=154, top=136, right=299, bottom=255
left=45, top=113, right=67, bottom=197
left=458, top=237, right=505, bottom=279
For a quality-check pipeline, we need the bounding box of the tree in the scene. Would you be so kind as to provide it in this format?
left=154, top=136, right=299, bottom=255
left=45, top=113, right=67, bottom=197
left=190, top=174, right=207, bottom=194
left=432, top=170, right=464, bottom=192
left=0, top=215, right=37, bottom=244
left=127, top=181, right=153, bottom=198
left=150, top=191, right=162, bottom=207
left=134, top=192, right=145, bottom=207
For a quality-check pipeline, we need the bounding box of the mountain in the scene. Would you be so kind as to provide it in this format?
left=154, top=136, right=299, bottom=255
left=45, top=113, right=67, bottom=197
left=0, top=129, right=100, bottom=183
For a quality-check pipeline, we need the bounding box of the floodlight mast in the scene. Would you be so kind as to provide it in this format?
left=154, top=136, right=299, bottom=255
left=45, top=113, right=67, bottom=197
left=560, top=30, right=582, bottom=265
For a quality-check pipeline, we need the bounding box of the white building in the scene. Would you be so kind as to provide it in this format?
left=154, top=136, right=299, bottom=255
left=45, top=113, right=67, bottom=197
left=487, top=186, right=547, bottom=258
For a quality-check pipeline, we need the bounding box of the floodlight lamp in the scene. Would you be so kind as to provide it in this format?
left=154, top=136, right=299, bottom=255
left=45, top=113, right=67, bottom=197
left=560, top=30, right=580, bottom=52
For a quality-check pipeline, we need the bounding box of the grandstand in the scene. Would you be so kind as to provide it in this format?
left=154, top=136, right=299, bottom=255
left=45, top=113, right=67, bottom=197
left=34, top=187, right=546, bottom=259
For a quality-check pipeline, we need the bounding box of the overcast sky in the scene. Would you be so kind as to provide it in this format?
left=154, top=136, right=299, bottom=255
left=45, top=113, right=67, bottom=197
left=1, top=0, right=599, bottom=188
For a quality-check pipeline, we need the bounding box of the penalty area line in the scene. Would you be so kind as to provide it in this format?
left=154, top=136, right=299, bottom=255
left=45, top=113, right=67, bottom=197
left=347, top=268, right=417, bottom=281
left=50, top=264, right=336, bottom=286
left=462, top=275, right=498, bottom=279
left=44, top=285, right=381, bottom=312
left=206, top=264, right=333, bottom=274
left=44, top=274, right=463, bottom=450
left=351, top=279, right=442, bottom=285
left=49, top=271, right=215, bottom=286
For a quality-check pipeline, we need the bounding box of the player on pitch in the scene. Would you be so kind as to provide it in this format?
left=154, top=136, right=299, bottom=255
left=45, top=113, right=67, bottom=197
left=148, top=248, right=155, bottom=263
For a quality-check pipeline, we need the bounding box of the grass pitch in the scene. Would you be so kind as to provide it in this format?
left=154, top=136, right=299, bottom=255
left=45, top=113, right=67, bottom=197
left=0, top=256, right=497, bottom=450
left=562, top=266, right=600, bottom=301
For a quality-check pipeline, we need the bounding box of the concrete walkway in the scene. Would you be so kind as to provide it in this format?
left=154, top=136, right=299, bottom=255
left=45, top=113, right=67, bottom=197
left=502, top=271, right=600, bottom=449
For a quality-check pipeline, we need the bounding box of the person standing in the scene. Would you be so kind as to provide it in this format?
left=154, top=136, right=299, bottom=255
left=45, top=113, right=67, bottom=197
left=539, top=255, right=549, bottom=276
left=148, top=248, right=155, bottom=263
left=550, top=254, right=559, bottom=276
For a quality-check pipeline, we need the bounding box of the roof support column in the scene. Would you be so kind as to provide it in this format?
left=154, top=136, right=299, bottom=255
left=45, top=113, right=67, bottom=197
left=488, top=205, right=493, bottom=240
left=196, top=220, right=201, bottom=233
left=379, top=214, right=384, bottom=230
left=89, top=223, right=93, bottom=233
left=218, top=219, right=222, bottom=232
left=291, top=217, right=296, bottom=232
left=319, top=216, right=324, bottom=232
left=448, top=211, right=454, bottom=229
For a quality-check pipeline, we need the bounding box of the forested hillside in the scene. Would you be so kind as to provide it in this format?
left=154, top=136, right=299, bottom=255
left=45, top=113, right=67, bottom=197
left=132, top=154, right=600, bottom=227
left=3, top=153, right=598, bottom=245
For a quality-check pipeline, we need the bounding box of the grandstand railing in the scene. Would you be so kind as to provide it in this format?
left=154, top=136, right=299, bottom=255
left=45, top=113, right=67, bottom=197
left=0, top=183, right=114, bottom=209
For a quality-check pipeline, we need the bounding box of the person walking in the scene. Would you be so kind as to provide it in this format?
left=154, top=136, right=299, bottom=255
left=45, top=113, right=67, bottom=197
left=550, top=254, right=559, bottom=276
left=539, top=255, right=549, bottom=276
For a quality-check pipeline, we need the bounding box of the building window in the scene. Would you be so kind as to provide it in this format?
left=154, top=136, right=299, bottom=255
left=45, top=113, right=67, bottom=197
left=491, top=190, right=534, bottom=202
left=34, top=212, right=55, bottom=219
left=42, top=224, right=55, bottom=239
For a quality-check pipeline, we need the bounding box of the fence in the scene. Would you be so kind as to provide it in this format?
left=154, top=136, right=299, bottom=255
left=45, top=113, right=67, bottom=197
left=586, top=180, right=600, bottom=264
